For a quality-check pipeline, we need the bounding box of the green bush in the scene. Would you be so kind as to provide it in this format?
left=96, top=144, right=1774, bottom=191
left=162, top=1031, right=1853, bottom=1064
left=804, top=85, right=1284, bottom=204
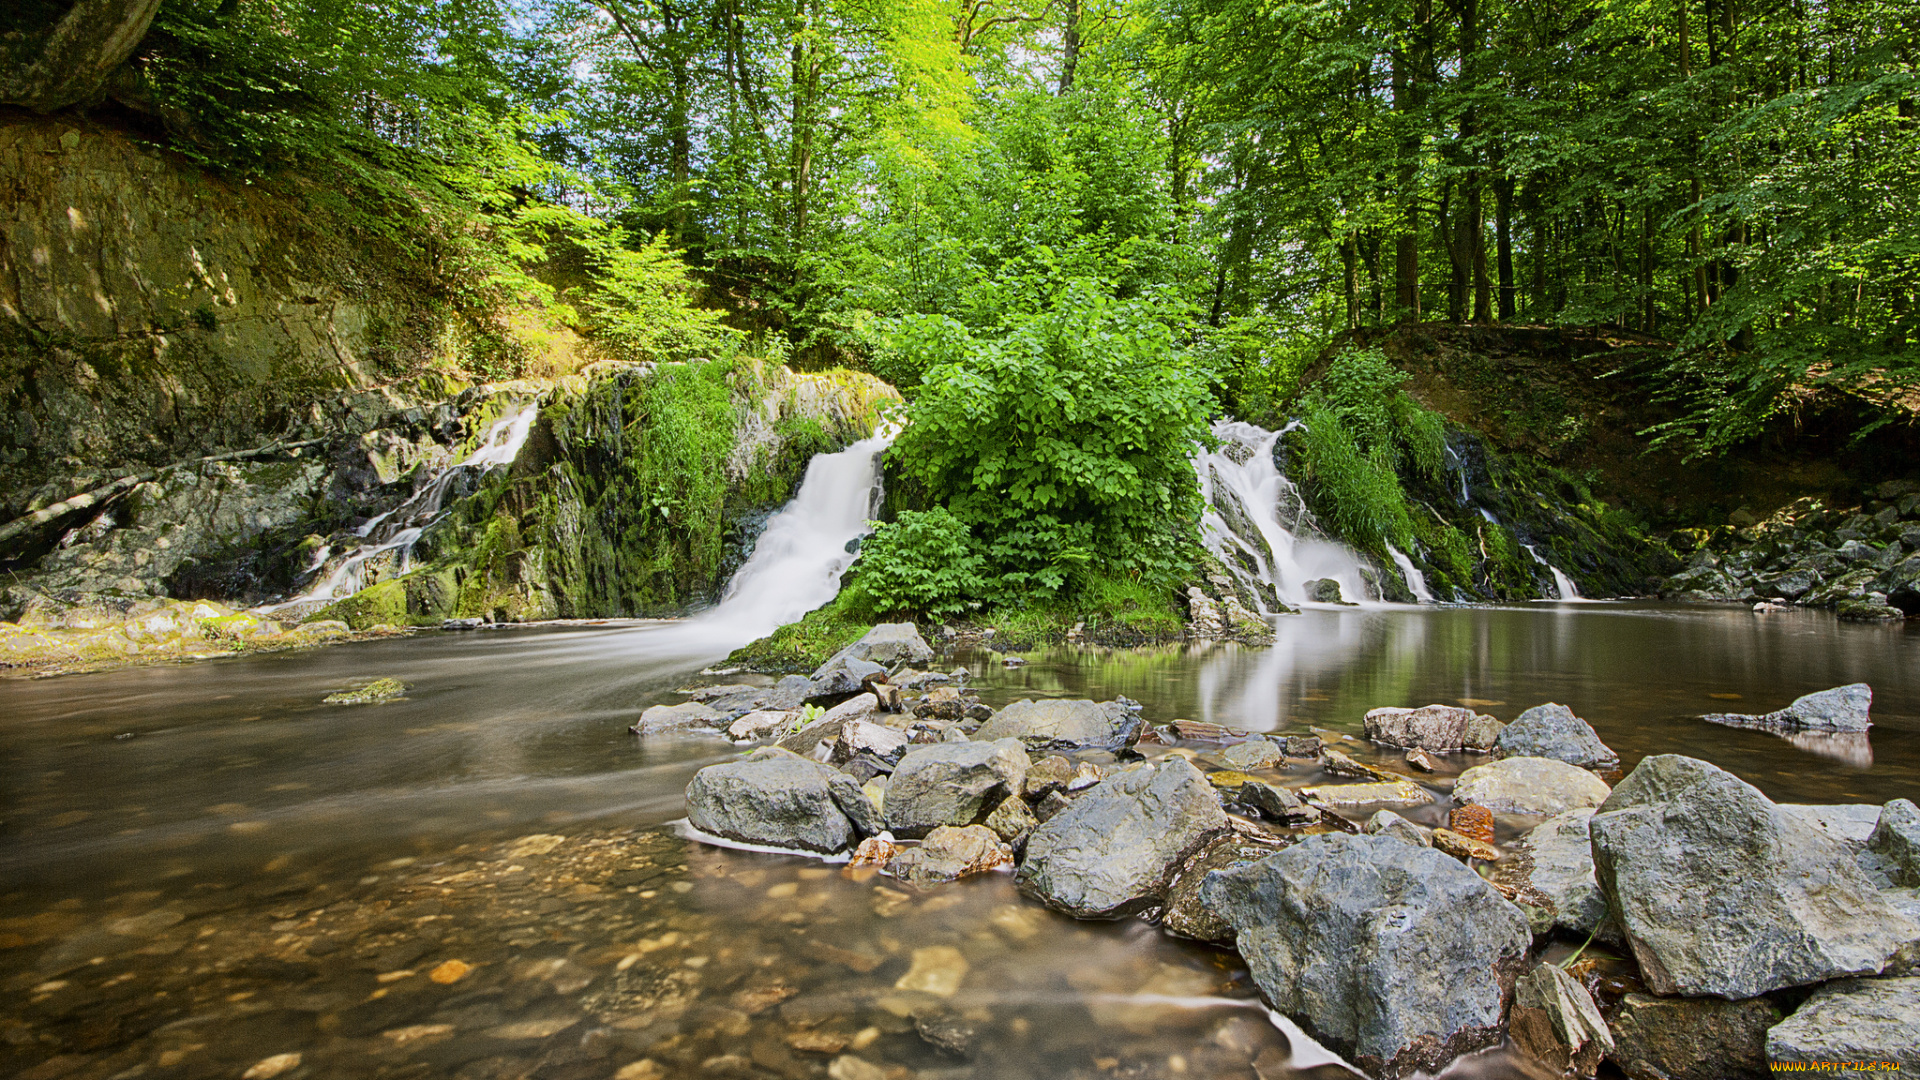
left=886, top=278, right=1214, bottom=603
left=839, top=508, right=988, bottom=618
left=1296, top=401, right=1415, bottom=552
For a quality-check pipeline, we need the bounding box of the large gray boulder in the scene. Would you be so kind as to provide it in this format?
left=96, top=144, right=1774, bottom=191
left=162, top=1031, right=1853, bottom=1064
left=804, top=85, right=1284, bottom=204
left=1199, top=833, right=1532, bottom=1079
left=1494, top=703, right=1619, bottom=770
left=1765, top=977, right=1920, bottom=1075
left=1607, top=993, right=1781, bottom=1080
left=1511, top=808, right=1612, bottom=940
left=1590, top=754, right=1919, bottom=998
left=972, top=697, right=1145, bottom=752
left=883, top=739, right=1029, bottom=839
left=1017, top=757, right=1228, bottom=919
left=1703, top=682, right=1873, bottom=732
left=1870, top=798, right=1920, bottom=887
left=1363, top=704, right=1503, bottom=752
left=815, top=622, right=934, bottom=673
left=685, top=747, right=855, bottom=854
left=1453, top=756, right=1611, bottom=816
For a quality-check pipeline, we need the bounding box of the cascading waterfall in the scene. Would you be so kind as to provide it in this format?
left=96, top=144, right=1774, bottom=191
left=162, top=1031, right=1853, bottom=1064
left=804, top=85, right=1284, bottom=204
left=685, top=428, right=894, bottom=644
left=259, top=403, right=540, bottom=613
left=1385, top=543, right=1436, bottom=602
left=1194, top=419, right=1377, bottom=608
left=1523, top=543, right=1583, bottom=600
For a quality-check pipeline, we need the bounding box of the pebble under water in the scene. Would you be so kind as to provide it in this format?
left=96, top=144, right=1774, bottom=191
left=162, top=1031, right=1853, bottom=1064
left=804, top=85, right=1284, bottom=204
left=2, top=604, right=1914, bottom=1079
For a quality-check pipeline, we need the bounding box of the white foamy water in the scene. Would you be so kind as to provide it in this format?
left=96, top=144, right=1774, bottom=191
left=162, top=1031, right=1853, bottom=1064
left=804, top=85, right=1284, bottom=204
left=1386, top=541, right=1436, bottom=602
left=671, top=427, right=894, bottom=649
left=1523, top=543, right=1584, bottom=600
left=1195, top=419, right=1375, bottom=608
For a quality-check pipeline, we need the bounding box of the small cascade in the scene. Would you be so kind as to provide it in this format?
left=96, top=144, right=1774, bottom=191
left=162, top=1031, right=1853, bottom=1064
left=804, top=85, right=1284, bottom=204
left=1385, top=543, right=1436, bottom=603
left=685, top=428, right=895, bottom=644
left=1194, top=419, right=1376, bottom=608
left=260, top=402, right=539, bottom=614
left=1522, top=544, right=1583, bottom=600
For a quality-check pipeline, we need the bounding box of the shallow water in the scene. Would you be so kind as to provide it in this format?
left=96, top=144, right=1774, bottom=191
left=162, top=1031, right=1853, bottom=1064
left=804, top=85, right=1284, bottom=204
left=1, top=603, right=1913, bottom=1079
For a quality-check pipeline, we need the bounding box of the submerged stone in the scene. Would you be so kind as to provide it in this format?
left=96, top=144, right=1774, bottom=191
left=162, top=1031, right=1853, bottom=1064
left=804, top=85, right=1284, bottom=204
left=1702, top=682, right=1873, bottom=732
left=323, top=677, right=406, bottom=705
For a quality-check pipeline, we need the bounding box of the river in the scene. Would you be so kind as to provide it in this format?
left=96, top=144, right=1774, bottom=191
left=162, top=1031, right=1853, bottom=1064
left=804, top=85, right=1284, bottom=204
left=2, top=602, right=1912, bottom=1080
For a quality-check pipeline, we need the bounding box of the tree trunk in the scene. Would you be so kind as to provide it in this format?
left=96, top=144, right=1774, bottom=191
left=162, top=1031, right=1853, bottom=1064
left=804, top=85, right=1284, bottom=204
left=1, top=0, right=163, bottom=112
left=1059, top=0, right=1081, bottom=93
left=1495, top=171, right=1515, bottom=320
left=1391, top=6, right=1431, bottom=321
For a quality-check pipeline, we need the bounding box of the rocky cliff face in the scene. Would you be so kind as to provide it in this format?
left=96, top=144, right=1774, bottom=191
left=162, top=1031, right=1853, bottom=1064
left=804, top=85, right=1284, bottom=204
left=0, top=114, right=446, bottom=522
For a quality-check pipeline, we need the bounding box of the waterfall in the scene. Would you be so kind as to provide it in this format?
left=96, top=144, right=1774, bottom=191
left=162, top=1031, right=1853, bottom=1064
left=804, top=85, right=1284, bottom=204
left=1195, top=419, right=1376, bottom=608
left=1386, top=543, right=1436, bottom=602
left=259, top=402, right=540, bottom=614
left=1522, top=543, right=1583, bottom=600
left=685, top=428, right=894, bottom=644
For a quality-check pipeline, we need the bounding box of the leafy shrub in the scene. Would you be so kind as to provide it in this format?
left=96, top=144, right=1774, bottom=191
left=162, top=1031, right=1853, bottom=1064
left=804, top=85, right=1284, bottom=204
left=839, top=508, right=988, bottom=617
left=886, top=278, right=1214, bottom=603
left=1295, top=401, right=1415, bottom=552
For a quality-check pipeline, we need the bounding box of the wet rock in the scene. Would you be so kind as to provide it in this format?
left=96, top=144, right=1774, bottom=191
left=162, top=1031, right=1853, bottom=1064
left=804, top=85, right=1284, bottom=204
left=775, top=695, right=876, bottom=756
left=1017, top=757, right=1229, bottom=918
left=833, top=720, right=910, bottom=766
left=1304, top=578, right=1349, bottom=604
left=1363, top=704, right=1504, bottom=752
left=883, top=739, right=1029, bottom=838
left=1238, top=779, right=1320, bottom=825
left=1509, top=809, right=1612, bottom=940
left=912, top=1008, right=979, bottom=1058
left=1870, top=798, right=1920, bottom=886
left=809, top=655, right=887, bottom=699
left=1448, top=804, right=1496, bottom=843
left=1766, top=977, right=1920, bottom=1075
left=1364, top=810, right=1429, bottom=847
left=1032, top=789, right=1073, bottom=822
left=1403, top=748, right=1440, bottom=772
left=1161, top=832, right=1291, bottom=943
left=827, top=1056, right=886, bottom=1080
left=983, top=795, right=1037, bottom=847
left=972, top=697, right=1144, bottom=752
left=893, top=945, right=968, bottom=997
left=913, top=685, right=967, bottom=720
left=1200, top=833, right=1532, bottom=1079
left=631, top=702, right=728, bottom=736
left=1703, top=682, right=1874, bottom=733
left=1221, top=738, right=1283, bottom=770
left=1427, top=828, right=1496, bottom=863
left=1508, top=963, right=1613, bottom=1078
left=1300, top=780, right=1435, bottom=808
left=686, top=747, right=855, bottom=854
left=324, top=677, right=406, bottom=705
left=1022, top=755, right=1074, bottom=799
left=1067, top=761, right=1103, bottom=790
left=848, top=835, right=896, bottom=867
left=839, top=754, right=893, bottom=783
left=1607, top=992, right=1781, bottom=1080
left=1321, top=748, right=1399, bottom=780
left=885, top=825, right=1012, bottom=887
left=1494, top=703, right=1619, bottom=770
left=1590, top=754, right=1919, bottom=997
left=1282, top=734, right=1324, bottom=759
left=1454, top=757, right=1611, bottom=816
left=891, top=668, right=949, bottom=690
left=819, top=622, right=934, bottom=670
left=828, top=773, right=883, bottom=837
left=728, top=709, right=795, bottom=741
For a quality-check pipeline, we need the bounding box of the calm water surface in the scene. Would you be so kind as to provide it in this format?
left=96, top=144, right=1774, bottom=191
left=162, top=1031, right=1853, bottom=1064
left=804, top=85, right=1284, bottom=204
left=1, top=603, right=1914, bottom=1079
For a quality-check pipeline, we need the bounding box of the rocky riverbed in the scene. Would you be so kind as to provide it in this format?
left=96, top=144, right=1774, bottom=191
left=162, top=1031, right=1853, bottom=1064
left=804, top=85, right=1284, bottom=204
left=1662, top=482, right=1920, bottom=619
left=661, top=623, right=1920, bottom=1079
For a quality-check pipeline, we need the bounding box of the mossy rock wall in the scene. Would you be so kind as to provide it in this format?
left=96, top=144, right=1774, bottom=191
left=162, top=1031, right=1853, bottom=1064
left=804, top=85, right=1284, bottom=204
left=315, top=359, right=898, bottom=627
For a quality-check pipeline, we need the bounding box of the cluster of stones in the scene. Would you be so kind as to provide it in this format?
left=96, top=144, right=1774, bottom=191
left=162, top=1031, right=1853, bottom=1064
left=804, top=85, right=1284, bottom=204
left=671, top=632, right=1920, bottom=1079
left=1662, top=481, right=1920, bottom=620
left=1183, top=572, right=1277, bottom=645
left=0, top=596, right=359, bottom=674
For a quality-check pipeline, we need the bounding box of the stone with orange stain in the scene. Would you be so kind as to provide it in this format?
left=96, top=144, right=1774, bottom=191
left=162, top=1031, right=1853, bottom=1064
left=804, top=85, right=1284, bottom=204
left=428, top=959, right=472, bottom=984
left=1449, top=804, right=1496, bottom=844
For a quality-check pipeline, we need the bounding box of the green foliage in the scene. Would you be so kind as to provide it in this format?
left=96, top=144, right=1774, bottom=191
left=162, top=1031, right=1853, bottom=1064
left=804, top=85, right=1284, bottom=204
left=839, top=508, right=987, bottom=618
left=1295, top=401, right=1414, bottom=553
left=884, top=279, right=1214, bottom=605
left=580, top=234, right=737, bottom=363
left=722, top=596, right=871, bottom=674
left=624, top=360, right=740, bottom=582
